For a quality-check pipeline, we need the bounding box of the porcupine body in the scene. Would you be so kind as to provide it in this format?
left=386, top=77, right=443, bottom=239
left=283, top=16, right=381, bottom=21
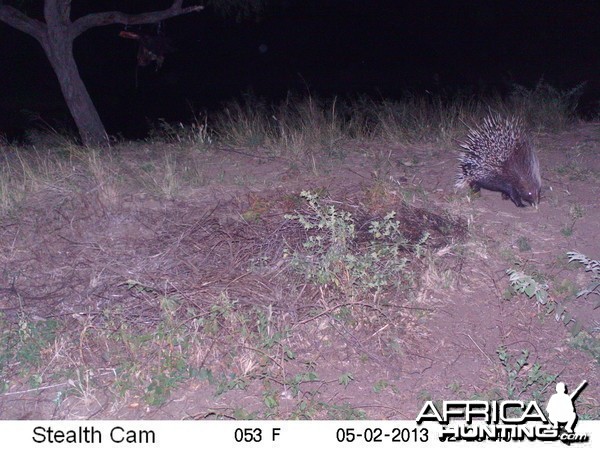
left=456, top=114, right=541, bottom=207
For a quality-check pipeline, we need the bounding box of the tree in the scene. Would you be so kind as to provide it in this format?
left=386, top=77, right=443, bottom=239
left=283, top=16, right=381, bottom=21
left=0, top=1, right=206, bottom=146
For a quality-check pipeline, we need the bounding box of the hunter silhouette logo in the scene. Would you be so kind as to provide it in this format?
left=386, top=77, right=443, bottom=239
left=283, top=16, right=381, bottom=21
left=416, top=380, right=590, bottom=443
left=546, top=381, right=586, bottom=434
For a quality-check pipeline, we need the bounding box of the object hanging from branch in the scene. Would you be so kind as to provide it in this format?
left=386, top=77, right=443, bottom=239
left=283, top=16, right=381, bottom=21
left=119, top=30, right=174, bottom=70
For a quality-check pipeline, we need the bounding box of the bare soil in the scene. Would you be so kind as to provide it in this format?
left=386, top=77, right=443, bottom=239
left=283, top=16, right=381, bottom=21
left=1, top=122, right=599, bottom=420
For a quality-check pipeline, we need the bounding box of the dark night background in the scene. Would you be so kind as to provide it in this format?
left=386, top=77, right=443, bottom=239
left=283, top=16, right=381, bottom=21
left=0, top=0, right=598, bottom=140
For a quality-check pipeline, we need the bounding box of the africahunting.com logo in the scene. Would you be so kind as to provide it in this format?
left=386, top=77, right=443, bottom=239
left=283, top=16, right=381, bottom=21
left=416, top=380, right=590, bottom=443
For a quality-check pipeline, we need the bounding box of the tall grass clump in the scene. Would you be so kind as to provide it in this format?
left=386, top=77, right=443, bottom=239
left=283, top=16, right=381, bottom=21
left=210, top=81, right=583, bottom=155
left=212, top=93, right=350, bottom=157
left=507, top=80, right=585, bottom=131
left=212, top=94, right=274, bottom=149
left=349, top=92, right=484, bottom=144
left=271, top=95, right=347, bottom=157
left=0, top=138, right=120, bottom=214
left=148, top=113, right=214, bottom=151
left=0, top=148, right=66, bottom=214
left=0, top=157, right=24, bottom=213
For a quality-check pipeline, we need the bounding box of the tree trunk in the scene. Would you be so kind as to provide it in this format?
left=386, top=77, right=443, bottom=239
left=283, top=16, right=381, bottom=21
left=41, top=1, right=108, bottom=147
left=41, top=34, right=108, bottom=147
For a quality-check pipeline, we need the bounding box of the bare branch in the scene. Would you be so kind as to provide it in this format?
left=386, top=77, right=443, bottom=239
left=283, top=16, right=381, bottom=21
left=0, top=5, right=46, bottom=42
left=71, top=1, right=205, bottom=38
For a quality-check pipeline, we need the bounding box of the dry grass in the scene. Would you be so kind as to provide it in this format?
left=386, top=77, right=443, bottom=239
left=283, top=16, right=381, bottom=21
left=207, top=81, right=583, bottom=160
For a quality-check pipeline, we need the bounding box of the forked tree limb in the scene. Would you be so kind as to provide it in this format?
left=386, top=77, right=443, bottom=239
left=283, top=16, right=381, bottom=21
left=71, top=1, right=205, bottom=38
left=0, top=1, right=205, bottom=40
left=0, top=5, right=46, bottom=42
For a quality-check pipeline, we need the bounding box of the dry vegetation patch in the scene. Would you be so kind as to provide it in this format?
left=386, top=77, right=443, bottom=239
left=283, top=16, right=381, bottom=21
left=0, top=152, right=466, bottom=418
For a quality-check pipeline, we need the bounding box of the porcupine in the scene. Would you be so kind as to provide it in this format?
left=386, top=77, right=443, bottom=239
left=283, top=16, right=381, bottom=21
left=455, top=114, right=541, bottom=207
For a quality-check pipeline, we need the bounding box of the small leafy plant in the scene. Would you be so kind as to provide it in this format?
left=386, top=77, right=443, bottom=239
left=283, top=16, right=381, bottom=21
left=284, top=191, right=428, bottom=295
left=506, top=269, right=549, bottom=305
left=507, top=251, right=600, bottom=341
left=497, top=346, right=557, bottom=402
left=567, top=252, right=600, bottom=309
left=506, top=267, right=578, bottom=330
